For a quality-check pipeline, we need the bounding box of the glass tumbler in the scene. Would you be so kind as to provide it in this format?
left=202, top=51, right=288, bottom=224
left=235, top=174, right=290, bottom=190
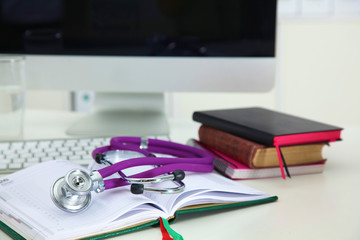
left=0, top=55, right=26, bottom=140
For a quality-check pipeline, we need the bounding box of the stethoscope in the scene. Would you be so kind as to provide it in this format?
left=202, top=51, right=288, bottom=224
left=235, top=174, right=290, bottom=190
left=50, top=136, right=214, bottom=213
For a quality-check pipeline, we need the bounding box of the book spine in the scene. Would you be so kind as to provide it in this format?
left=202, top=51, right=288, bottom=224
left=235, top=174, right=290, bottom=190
left=198, top=125, right=265, bottom=168
left=193, top=111, right=275, bottom=145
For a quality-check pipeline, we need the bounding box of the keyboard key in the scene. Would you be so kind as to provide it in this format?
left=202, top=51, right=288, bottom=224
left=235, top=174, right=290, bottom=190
left=84, top=146, right=95, bottom=152
left=17, top=149, right=29, bottom=155
left=2, top=149, right=16, bottom=155
left=10, top=142, right=24, bottom=150
left=6, top=153, right=19, bottom=160
left=12, top=159, right=25, bottom=163
left=24, top=141, right=37, bottom=149
left=23, top=162, right=38, bottom=168
left=78, top=140, right=90, bottom=146
left=52, top=140, right=65, bottom=147
left=26, top=157, right=40, bottom=163
left=61, top=151, right=74, bottom=156
left=41, top=157, right=54, bottom=162
left=91, top=138, right=105, bottom=145
left=43, top=147, right=57, bottom=153
left=20, top=153, right=33, bottom=159
left=34, top=152, right=47, bottom=158
left=75, top=150, right=88, bottom=157
left=0, top=143, right=10, bottom=150
left=38, top=141, right=51, bottom=147
left=0, top=163, right=8, bottom=170
left=9, top=163, right=22, bottom=169
left=57, top=147, right=70, bottom=152
left=71, top=146, right=83, bottom=152
left=30, top=148, right=43, bottom=154
left=64, top=140, right=78, bottom=147
left=47, top=152, right=60, bottom=157
left=0, top=159, right=11, bottom=164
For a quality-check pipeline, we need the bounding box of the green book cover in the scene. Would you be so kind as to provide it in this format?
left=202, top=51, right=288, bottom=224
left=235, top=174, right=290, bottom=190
left=1, top=196, right=278, bottom=240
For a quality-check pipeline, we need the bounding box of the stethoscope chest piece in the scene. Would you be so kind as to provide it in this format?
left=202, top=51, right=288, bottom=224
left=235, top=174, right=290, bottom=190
left=50, top=169, right=93, bottom=213
left=49, top=136, right=214, bottom=213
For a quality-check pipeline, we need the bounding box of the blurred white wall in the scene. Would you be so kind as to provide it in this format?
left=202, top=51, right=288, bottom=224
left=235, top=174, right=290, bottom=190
left=171, top=19, right=360, bottom=127
left=280, top=19, right=360, bottom=126
left=26, top=90, right=71, bottom=111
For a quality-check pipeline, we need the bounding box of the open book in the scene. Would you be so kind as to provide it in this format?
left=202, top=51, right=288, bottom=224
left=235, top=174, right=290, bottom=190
left=0, top=160, right=277, bottom=240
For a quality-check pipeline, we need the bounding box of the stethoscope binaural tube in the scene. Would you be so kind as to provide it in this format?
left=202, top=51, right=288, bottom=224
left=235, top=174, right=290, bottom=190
left=93, top=136, right=213, bottom=162
left=97, top=156, right=213, bottom=185
left=92, top=136, right=214, bottom=189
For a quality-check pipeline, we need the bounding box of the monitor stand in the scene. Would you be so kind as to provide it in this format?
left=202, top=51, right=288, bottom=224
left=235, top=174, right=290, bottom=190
left=66, top=92, right=169, bottom=137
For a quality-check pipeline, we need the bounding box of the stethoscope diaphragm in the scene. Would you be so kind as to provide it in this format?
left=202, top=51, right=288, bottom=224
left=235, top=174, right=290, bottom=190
left=50, top=170, right=92, bottom=213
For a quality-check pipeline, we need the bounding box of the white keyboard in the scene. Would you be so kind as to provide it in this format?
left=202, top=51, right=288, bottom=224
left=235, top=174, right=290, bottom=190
left=0, top=136, right=169, bottom=174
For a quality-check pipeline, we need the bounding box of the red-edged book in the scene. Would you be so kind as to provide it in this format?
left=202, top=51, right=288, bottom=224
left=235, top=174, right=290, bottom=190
left=187, top=139, right=326, bottom=180
left=192, top=107, right=343, bottom=179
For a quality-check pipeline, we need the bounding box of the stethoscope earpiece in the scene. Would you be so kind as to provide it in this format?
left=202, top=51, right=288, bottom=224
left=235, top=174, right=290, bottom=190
left=95, top=153, right=104, bottom=164
left=130, top=184, right=144, bottom=194
left=172, top=169, right=185, bottom=181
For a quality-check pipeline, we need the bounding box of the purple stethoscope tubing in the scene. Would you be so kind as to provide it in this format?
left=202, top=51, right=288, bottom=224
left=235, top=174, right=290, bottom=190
left=92, top=136, right=214, bottom=190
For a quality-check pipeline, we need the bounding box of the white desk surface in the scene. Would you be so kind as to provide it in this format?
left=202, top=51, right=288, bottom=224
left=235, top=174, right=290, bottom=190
left=1, top=110, right=360, bottom=240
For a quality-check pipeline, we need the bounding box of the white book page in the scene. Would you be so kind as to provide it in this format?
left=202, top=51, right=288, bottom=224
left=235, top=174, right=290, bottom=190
left=0, top=160, right=164, bottom=240
left=143, top=172, right=270, bottom=216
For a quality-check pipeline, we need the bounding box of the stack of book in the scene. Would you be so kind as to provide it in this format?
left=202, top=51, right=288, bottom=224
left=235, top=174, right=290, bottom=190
left=191, top=107, right=343, bottom=180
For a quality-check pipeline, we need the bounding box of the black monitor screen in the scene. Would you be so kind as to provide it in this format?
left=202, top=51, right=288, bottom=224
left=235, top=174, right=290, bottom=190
left=0, top=0, right=276, bottom=57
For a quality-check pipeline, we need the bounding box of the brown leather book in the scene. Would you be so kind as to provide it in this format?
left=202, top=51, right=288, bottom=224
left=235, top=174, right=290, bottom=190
left=198, top=125, right=326, bottom=169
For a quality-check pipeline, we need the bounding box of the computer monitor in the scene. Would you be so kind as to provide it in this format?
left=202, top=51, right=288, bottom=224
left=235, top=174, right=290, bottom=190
left=0, top=0, right=277, bottom=137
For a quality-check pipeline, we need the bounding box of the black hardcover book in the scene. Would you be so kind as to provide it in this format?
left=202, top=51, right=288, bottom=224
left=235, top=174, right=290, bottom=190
left=192, top=107, right=343, bottom=146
